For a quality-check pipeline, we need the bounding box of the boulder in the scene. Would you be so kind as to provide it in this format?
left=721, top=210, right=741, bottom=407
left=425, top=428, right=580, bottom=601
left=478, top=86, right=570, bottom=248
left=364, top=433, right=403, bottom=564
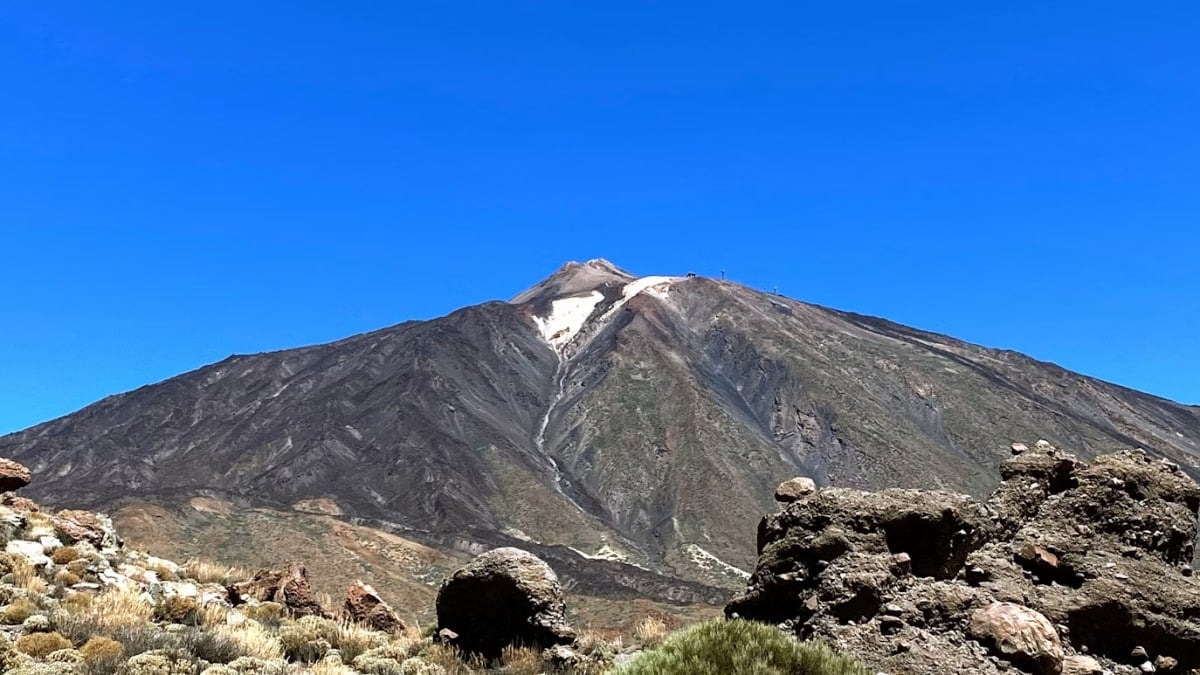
left=774, top=477, right=817, bottom=503
left=230, top=562, right=326, bottom=618
left=53, top=510, right=120, bottom=549
left=1062, top=655, right=1104, bottom=675
left=0, top=459, right=31, bottom=493
left=436, top=547, right=575, bottom=658
left=344, top=580, right=406, bottom=634
left=968, top=602, right=1063, bottom=674
left=6, top=539, right=50, bottom=567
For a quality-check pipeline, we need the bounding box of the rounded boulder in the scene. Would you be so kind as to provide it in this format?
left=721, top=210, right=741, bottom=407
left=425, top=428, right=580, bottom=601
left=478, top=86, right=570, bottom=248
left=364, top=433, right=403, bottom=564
left=436, top=547, right=575, bottom=658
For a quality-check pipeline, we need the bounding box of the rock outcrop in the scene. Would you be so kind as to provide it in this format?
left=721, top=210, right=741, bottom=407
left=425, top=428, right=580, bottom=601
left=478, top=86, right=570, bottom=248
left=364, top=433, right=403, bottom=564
left=0, top=458, right=31, bottom=493
left=230, top=562, right=328, bottom=618
left=728, top=442, right=1200, bottom=674
left=436, top=547, right=576, bottom=658
left=344, top=580, right=406, bottom=634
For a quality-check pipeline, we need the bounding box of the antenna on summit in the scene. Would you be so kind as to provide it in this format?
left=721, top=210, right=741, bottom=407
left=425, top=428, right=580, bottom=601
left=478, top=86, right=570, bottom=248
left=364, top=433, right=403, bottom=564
left=720, top=269, right=726, bottom=280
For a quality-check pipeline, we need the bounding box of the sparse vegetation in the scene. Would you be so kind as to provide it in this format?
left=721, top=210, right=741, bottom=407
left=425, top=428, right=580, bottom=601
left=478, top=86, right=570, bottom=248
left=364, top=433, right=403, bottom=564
left=615, top=619, right=870, bottom=675
left=182, top=559, right=248, bottom=586
left=0, top=475, right=860, bottom=675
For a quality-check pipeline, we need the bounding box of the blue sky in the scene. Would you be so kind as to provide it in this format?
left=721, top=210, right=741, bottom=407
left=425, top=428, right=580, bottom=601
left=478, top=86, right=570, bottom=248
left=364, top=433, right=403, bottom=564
left=1, top=2, right=1197, bottom=433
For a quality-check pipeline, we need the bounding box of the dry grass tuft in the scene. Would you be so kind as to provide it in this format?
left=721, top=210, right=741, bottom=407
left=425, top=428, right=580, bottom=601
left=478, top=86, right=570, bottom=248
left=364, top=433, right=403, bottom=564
left=11, top=557, right=47, bottom=593
left=500, top=644, right=545, bottom=674
left=181, top=559, right=248, bottom=586
left=633, top=615, right=668, bottom=647
left=92, top=587, right=154, bottom=626
left=214, top=619, right=284, bottom=660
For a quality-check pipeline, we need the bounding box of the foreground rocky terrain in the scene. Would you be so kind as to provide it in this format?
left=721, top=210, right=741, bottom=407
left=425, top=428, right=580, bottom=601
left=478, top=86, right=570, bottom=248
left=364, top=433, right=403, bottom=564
left=2, top=260, right=1198, bottom=613
left=729, top=440, right=1200, bottom=674
left=3, top=438, right=1198, bottom=674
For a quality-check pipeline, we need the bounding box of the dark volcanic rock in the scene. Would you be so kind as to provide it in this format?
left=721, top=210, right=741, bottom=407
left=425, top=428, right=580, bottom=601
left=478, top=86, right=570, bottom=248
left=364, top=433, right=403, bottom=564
left=728, top=442, right=1200, bottom=674
left=0, top=459, right=30, bottom=493
left=436, top=547, right=575, bottom=659
left=230, top=562, right=327, bottom=618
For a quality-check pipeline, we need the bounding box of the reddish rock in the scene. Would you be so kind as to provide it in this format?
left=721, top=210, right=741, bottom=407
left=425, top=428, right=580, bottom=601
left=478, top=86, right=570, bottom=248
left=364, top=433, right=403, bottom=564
left=0, top=459, right=31, bottom=493
left=0, top=493, right=40, bottom=513
left=344, top=580, right=406, bottom=634
left=230, top=562, right=327, bottom=618
left=53, top=510, right=119, bottom=548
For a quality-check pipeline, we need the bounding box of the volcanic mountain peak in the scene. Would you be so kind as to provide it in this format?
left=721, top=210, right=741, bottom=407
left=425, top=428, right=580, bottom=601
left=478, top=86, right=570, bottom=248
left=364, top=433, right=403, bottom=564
left=515, top=259, right=682, bottom=353
left=510, top=258, right=633, bottom=304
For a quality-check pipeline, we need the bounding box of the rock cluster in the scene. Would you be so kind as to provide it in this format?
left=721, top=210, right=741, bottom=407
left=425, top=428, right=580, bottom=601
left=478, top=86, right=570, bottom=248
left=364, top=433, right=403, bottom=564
left=729, top=442, right=1200, bottom=674
left=436, top=546, right=576, bottom=659
left=229, top=561, right=328, bottom=618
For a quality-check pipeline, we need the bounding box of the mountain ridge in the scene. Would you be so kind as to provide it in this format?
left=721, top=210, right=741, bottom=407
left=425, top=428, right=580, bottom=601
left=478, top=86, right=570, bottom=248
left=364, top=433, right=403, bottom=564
left=2, top=260, right=1197, bottom=615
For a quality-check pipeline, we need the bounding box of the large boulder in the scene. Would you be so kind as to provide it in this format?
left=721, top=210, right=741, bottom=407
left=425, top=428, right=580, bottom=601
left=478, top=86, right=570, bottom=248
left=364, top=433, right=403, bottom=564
left=436, top=547, right=575, bottom=658
left=0, top=459, right=31, bottom=493
left=230, top=562, right=326, bottom=618
left=344, top=580, right=406, bottom=634
left=968, top=602, right=1063, bottom=674
left=728, top=442, right=1200, bottom=674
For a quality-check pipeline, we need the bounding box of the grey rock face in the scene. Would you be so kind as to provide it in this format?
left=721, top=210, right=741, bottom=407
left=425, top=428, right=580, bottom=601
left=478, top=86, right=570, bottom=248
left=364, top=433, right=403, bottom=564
left=728, top=442, right=1200, bottom=674
left=436, top=547, right=575, bottom=658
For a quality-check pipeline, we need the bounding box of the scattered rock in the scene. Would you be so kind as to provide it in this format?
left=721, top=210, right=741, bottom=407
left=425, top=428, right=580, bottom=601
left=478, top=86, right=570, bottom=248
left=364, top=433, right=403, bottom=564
left=436, top=547, right=575, bottom=658
left=230, top=562, right=327, bottom=618
left=0, top=459, right=31, bottom=493
left=774, top=477, right=817, bottom=503
left=1062, top=654, right=1104, bottom=674
left=968, top=602, right=1063, bottom=675
left=344, top=580, right=406, bottom=634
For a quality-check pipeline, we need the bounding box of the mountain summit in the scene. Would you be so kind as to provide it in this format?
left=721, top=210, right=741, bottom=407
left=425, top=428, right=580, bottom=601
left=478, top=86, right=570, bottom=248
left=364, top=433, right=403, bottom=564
left=2, top=262, right=1197, bottom=609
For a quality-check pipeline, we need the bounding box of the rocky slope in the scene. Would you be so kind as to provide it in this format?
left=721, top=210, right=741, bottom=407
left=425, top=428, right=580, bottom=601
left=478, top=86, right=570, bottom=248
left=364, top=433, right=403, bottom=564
left=729, top=441, right=1200, bottom=674
left=2, top=259, right=1198, bottom=603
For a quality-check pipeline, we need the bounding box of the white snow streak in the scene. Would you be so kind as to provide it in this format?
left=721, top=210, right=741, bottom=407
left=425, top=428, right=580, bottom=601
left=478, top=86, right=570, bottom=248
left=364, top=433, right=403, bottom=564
left=531, top=291, right=605, bottom=350
left=685, top=544, right=751, bottom=580
left=530, top=275, right=681, bottom=513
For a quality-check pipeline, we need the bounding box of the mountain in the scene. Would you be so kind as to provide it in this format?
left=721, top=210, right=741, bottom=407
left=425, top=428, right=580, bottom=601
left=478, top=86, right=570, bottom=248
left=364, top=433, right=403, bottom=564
left=3, top=259, right=1198, bottom=623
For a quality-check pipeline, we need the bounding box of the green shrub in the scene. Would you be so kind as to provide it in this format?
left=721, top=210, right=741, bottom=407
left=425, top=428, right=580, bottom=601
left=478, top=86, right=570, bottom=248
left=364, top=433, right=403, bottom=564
left=615, top=619, right=869, bottom=675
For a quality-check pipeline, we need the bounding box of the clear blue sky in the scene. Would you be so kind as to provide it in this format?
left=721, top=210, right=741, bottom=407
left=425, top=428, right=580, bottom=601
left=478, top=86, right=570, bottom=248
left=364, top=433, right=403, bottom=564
left=1, top=2, right=1197, bottom=434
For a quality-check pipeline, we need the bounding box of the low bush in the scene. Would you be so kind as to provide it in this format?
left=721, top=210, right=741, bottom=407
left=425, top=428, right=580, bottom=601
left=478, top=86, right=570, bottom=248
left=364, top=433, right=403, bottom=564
left=50, top=547, right=81, bottom=565
left=16, top=631, right=72, bottom=658
left=2, top=597, right=39, bottom=624
left=80, top=636, right=125, bottom=674
left=616, top=619, right=869, bottom=675
left=154, top=595, right=202, bottom=625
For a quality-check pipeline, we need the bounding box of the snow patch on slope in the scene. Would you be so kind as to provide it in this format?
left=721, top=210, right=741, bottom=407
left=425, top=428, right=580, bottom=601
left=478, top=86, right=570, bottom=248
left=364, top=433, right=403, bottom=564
left=531, top=291, right=605, bottom=350
left=684, top=544, right=751, bottom=580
